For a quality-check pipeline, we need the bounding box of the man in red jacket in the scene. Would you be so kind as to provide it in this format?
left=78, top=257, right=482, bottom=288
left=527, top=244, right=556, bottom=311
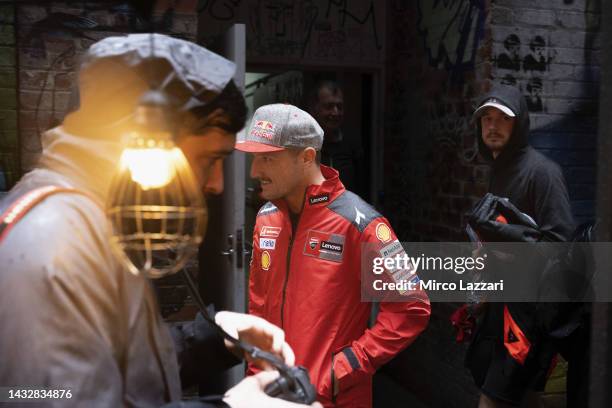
left=236, top=104, right=431, bottom=407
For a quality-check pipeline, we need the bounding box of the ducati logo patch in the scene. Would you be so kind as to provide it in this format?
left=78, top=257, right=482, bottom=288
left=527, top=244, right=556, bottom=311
left=375, top=223, right=392, bottom=243
left=261, top=226, right=281, bottom=238
left=309, top=236, right=319, bottom=249
left=303, top=230, right=345, bottom=263
left=261, top=250, right=271, bottom=270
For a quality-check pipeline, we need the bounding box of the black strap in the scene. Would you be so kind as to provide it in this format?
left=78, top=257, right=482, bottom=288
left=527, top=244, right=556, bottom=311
left=180, top=269, right=289, bottom=371
left=342, top=347, right=361, bottom=371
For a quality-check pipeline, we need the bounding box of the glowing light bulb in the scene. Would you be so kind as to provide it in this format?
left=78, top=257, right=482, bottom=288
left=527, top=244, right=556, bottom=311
left=107, top=142, right=206, bottom=278
left=120, top=146, right=178, bottom=189
left=106, top=89, right=206, bottom=278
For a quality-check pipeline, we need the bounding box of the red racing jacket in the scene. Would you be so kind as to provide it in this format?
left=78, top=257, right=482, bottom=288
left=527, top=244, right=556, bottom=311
left=248, top=166, right=431, bottom=407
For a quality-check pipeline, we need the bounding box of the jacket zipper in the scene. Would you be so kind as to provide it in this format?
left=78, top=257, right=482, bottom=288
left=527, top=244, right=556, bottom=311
left=280, top=212, right=302, bottom=329
left=330, top=351, right=337, bottom=404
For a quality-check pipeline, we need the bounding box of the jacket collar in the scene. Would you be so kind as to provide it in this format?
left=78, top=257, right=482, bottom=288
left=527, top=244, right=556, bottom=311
left=272, top=164, right=346, bottom=215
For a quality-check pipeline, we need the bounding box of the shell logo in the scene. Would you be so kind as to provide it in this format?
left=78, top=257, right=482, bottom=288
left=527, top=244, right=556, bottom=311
left=261, top=250, right=271, bottom=270
left=375, top=223, right=392, bottom=243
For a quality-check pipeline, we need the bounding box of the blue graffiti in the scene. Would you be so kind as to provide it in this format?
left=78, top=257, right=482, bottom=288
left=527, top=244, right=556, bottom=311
left=417, top=0, right=486, bottom=82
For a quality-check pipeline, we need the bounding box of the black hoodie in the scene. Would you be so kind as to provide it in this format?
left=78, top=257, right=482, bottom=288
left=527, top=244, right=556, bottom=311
left=466, top=87, right=578, bottom=399
left=475, top=85, right=574, bottom=241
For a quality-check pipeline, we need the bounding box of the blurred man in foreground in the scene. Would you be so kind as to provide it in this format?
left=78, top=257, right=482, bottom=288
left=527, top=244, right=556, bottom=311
left=0, top=34, right=320, bottom=408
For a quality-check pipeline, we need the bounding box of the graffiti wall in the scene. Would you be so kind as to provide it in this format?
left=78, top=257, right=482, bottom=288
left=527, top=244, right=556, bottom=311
left=197, top=0, right=384, bottom=66
left=385, top=0, right=600, bottom=243
left=0, top=3, right=17, bottom=193
left=383, top=3, right=600, bottom=404
left=14, top=1, right=197, bottom=171
left=384, top=0, right=488, bottom=243
left=491, top=0, right=600, bottom=222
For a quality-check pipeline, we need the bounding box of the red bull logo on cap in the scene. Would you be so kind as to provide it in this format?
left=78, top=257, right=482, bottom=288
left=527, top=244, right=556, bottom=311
left=250, top=120, right=277, bottom=141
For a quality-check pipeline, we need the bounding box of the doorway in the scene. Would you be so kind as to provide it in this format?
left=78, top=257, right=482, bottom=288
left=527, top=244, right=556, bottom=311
left=242, top=69, right=376, bottom=243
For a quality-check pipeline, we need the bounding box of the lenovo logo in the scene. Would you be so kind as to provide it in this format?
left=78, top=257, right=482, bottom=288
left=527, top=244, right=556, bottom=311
left=320, top=241, right=343, bottom=253
left=309, top=194, right=329, bottom=205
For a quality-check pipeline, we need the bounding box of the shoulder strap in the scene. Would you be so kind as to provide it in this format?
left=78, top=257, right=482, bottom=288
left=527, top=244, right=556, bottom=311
left=0, top=186, right=97, bottom=245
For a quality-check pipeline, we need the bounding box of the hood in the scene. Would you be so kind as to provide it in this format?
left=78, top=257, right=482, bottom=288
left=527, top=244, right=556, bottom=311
left=35, top=34, right=237, bottom=201
left=475, top=84, right=530, bottom=163
left=37, top=126, right=124, bottom=202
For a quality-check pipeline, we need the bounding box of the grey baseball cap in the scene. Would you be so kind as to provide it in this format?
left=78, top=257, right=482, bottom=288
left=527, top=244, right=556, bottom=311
left=235, top=104, right=323, bottom=153
left=81, top=33, right=236, bottom=111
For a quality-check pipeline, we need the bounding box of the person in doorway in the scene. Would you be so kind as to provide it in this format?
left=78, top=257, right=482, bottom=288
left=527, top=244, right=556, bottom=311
left=236, top=103, right=431, bottom=408
left=307, top=80, right=363, bottom=194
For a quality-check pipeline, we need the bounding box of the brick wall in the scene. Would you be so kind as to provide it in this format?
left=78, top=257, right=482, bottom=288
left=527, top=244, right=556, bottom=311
left=384, top=0, right=491, bottom=242
left=490, top=0, right=600, bottom=223
left=384, top=0, right=599, bottom=239
left=382, top=1, right=490, bottom=406
left=0, top=3, right=17, bottom=192
left=15, top=2, right=197, bottom=172
left=12, top=1, right=199, bottom=320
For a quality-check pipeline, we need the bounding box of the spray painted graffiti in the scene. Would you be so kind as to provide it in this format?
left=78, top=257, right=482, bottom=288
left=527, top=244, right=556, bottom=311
left=426, top=95, right=478, bottom=164
left=248, top=0, right=382, bottom=59
left=324, top=0, right=381, bottom=50
left=525, top=77, right=543, bottom=111
left=496, top=34, right=521, bottom=71
left=494, top=33, right=552, bottom=112
left=492, top=0, right=601, bottom=222
left=247, top=0, right=318, bottom=57
left=523, top=36, right=547, bottom=72
left=197, top=0, right=383, bottom=63
left=495, top=34, right=550, bottom=73
left=416, top=0, right=486, bottom=81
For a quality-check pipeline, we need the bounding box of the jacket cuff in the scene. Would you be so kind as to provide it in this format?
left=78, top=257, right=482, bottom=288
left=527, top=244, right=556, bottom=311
left=334, top=347, right=362, bottom=391
left=192, top=309, right=242, bottom=369
left=172, top=308, right=241, bottom=388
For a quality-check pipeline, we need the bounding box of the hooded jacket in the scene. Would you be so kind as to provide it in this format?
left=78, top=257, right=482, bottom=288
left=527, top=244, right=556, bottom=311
left=0, top=127, right=237, bottom=407
left=468, top=85, right=575, bottom=376
left=475, top=85, right=574, bottom=241
left=0, top=33, right=240, bottom=407
left=248, top=166, right=431, bottom=408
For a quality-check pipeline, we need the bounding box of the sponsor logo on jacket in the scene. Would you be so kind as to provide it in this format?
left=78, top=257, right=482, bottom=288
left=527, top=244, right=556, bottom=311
left=320, top=241, right=343, bottom=254
left=261, top=226, right=281, bottom=238
left=304, top=230, right=345, bottom=262
left=375, top=222, right=392, bottom=243
left=260, top=238, right=276, bottom=250
left=309, top=236, right=320, bottom=249
left=379, top=240, right=403, bottom=258
left=261, top=250, right=271, bottom=270
left=309, top=194, right=329, bottom=205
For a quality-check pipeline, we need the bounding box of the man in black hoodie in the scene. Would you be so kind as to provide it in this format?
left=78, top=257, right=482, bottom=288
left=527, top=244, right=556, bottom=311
left=465, top=85, right=575, bottom=407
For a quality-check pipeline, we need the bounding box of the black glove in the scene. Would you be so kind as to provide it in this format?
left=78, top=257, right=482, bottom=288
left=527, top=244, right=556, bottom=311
left=468, top=193, right=541, bottom=242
